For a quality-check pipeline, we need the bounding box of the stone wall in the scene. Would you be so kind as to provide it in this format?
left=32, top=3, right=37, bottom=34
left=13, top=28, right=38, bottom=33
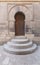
left=0, top=0, right=40, bottom=2
left=0, top=2, right=40, bottom=44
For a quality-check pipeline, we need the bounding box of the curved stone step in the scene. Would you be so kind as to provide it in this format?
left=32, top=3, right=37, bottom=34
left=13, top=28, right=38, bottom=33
left=6, top=41, right=32, bottom=49
left=14, top=36, right=27, bottom=39
left=3, top=44, right=37, bottom=55
left=11, top=38, right=29, bottom=44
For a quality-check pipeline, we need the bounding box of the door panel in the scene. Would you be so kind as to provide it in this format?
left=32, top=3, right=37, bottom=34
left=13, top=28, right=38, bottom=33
left=15, top=12, right=25, bottom=36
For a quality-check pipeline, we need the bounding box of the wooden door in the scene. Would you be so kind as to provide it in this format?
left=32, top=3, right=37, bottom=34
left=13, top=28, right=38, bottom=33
left=14, top=12, right=25, bottom=36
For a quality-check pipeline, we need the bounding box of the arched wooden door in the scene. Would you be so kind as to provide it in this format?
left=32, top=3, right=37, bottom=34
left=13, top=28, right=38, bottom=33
left=14, top=12, right=25, bottom=36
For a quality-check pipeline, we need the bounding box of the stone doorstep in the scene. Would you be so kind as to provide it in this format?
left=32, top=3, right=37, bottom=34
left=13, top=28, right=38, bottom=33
left=0, top=33, right=40, bottom=45
left=3, top=36, right=37, bottom=55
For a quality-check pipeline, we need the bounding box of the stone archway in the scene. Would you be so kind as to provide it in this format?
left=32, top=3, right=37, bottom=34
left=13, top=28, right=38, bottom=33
left=14, top=11, right=25, bottom=36
left=8, top=5, right=33, bottom=35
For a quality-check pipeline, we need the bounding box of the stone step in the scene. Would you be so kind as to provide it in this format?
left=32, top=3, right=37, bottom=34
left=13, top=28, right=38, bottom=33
left=3, top=44, right=37, bottom=55
left=4, top=41, right=33, bottom=49
left=14, top=36, right=27, bottom=39
left=11, top=38, right=28, bottom=44
left=3, top=36, right=37, bottom=55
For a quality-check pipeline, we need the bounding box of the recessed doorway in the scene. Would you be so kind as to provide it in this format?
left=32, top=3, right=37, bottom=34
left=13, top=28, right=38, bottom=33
left=14, top=11, right=25, bottom=36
